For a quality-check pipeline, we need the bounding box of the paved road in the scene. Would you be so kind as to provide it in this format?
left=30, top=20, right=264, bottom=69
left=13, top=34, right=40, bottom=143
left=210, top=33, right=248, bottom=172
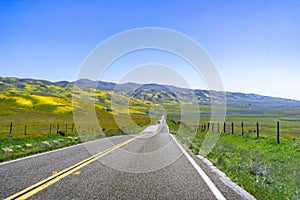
left=0, top=120, right=248, bottom=199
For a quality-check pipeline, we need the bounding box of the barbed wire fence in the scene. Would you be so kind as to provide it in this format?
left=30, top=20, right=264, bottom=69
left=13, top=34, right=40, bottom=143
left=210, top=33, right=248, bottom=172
left=178, top=121, right=300, bottom=144
left=0, top=123, right=105, bottom=138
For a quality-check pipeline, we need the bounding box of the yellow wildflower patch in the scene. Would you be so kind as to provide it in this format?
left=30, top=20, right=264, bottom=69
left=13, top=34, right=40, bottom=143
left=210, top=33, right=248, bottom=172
left=54, top=106, right=73, bottom=114
left=96, top=91, right=107, bottom=97
left=95, top=104, right=105, bottom=110
left=128, top=108, right=146, bottom=115
left=46, top=85, right=61, bottom=90
left=32, top=95, right=65, bottom=105
left=25, top=84, right=34, bottom=91
left=0, top=94, right=9, bottom=99
left=9, top=88, right=17, bottom=93
left=14, top=97, right=33, bottom=107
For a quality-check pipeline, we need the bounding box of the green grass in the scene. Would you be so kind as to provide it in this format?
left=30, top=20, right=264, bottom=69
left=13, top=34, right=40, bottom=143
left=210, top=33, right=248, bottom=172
left=0, top=115, right=151, bottom=163
left=0, top=133, right=82, bottom=162
left=168, top=119, right=300, bottom=200
left=0, top=93, right=151, bottom=137
left=205, top=135, right=300, bottom=200
left=0, top=92, right=151, bottom=162
left=170, top=113, right=300, bottom=140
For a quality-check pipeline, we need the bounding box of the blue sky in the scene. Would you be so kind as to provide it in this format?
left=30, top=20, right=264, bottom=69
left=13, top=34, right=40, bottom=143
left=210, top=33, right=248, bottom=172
left=0, top=0, right=300, bottom=100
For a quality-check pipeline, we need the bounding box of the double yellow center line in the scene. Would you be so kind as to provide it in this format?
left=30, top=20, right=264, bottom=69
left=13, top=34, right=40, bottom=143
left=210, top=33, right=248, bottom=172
left=5, top=135, right=140, bottom=200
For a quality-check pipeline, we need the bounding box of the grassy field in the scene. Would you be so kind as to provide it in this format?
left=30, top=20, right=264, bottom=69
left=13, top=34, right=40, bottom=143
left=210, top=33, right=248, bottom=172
left=0, top=133, right=81, bottom=162
left=0, top=92, right=152, bottom=162
left=170, top=113, right=300, bottom=140
left=168, top=117, right=300, bottom=200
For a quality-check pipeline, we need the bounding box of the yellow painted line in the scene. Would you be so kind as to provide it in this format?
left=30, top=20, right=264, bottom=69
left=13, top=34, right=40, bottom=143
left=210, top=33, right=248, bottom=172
left=5, top=135, right=140, bottom=200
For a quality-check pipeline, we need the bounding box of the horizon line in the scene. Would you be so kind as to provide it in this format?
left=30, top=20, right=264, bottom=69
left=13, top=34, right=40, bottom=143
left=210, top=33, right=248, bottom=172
left=1, top=75, right=299, bottom=102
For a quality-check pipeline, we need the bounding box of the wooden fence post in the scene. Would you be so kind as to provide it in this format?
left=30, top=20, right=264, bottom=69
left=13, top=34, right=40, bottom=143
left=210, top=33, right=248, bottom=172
left=241, top=122, right=244, bottom=136
left=65, top=124, right=68, bottom=133
left=24, top=125, right=27, bottom=136
left=71, top=124, right=74, bottom=132
left=256, top=122, right=259, bottom=138
left=217, top=123, right=220, bottom=133
left=49, top=124, right=52, bottom=134
left=277, top=122, right=280, bottom=144
left=208, top=123, right=210, bottom=131
left=231, top=122, right=234, bottom=134
left=212, top=123, right=214, bottom=132
left=224, top=122, right=226, bottom=134
left=9, top=122, right=13, bottom=137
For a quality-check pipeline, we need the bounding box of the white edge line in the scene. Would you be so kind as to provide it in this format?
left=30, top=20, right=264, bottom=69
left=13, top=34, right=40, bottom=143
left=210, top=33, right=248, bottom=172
left=170, top=134, right=226, bottom=200
left=0, top=135, right=130, bottom=166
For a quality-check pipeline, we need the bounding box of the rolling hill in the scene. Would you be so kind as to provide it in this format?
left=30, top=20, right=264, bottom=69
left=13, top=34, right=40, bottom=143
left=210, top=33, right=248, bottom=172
left=1, top=76, right=300, bottom=117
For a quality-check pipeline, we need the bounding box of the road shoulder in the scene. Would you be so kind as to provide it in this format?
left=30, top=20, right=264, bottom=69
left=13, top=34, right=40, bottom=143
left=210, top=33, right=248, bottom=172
left=173, top=134, right=256, bottom=200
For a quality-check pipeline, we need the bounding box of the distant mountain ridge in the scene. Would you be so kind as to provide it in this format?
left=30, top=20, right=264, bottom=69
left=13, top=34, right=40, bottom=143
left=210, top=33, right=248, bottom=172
left=1, top=76, right=300, bottom=114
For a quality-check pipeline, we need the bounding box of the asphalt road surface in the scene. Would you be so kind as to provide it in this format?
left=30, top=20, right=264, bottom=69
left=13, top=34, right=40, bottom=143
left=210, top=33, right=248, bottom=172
left=0, top=120, right=250, bottom=199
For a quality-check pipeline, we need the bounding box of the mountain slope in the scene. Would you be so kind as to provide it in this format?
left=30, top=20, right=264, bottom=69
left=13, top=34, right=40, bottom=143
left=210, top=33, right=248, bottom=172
left=1, top=76, right=300, bottom=115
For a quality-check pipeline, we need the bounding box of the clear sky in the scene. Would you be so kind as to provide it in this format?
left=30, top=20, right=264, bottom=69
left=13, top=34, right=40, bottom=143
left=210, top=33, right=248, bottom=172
left=0, top=0, right=299, bottom=100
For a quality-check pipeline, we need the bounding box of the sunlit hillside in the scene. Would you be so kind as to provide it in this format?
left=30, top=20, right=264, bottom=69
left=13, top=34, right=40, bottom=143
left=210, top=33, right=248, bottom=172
left=1, top=76, right=300, bottom=118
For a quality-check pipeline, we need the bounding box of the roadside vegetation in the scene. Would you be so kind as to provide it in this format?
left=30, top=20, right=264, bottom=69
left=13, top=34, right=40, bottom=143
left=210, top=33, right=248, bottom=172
left=168, top=118, right=300, bottom=200
left=0, top=134, right=81, bottom=162
left=0, top=91, right=151, bottom=162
